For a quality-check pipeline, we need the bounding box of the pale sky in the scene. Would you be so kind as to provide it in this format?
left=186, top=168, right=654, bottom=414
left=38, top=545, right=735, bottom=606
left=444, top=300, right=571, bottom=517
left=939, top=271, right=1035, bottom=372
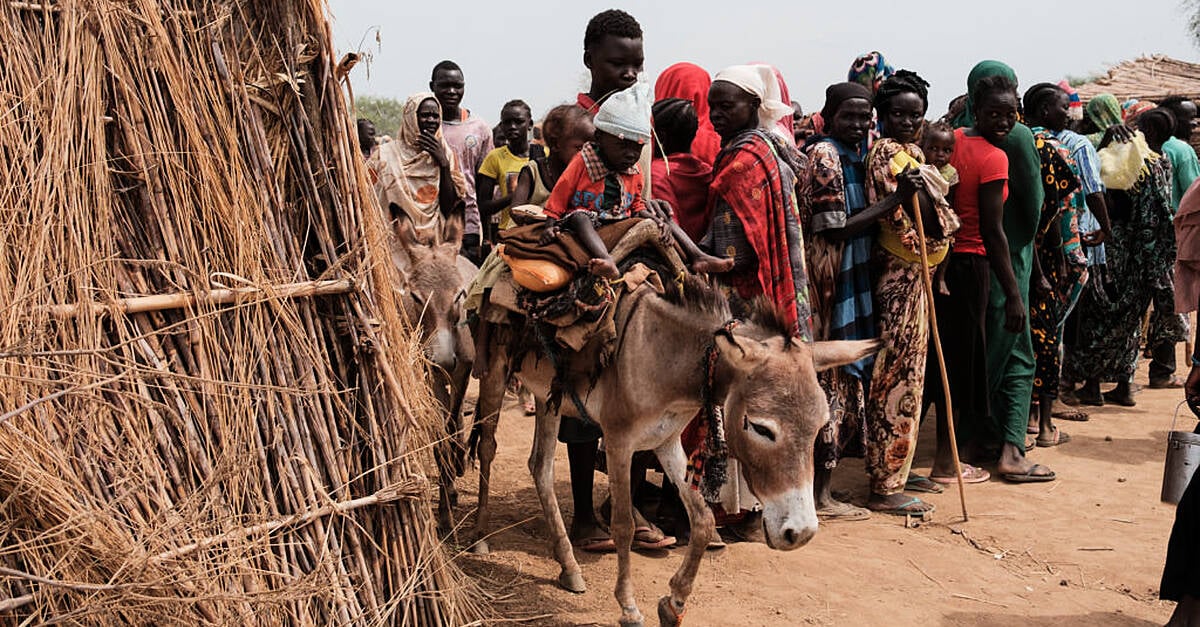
left=327, top=0, right=1199, bottom=129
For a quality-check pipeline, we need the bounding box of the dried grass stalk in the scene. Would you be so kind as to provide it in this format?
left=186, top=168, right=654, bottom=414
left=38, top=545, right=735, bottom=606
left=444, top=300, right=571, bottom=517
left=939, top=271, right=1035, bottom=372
left=0, top=0, right=481, bottom=623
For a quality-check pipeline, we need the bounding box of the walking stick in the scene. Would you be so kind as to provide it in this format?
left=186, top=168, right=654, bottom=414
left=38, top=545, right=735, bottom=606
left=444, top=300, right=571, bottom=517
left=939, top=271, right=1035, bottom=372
left=910, top=189, right=969, bottom=522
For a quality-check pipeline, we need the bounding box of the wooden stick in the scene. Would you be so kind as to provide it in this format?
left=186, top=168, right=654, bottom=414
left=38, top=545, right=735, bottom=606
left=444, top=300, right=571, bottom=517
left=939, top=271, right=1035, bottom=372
left=149, top=480, right=422, bottom=564
left=911, top=191, right=969, bottom=522
left=42, top=278, right=355, bottom=318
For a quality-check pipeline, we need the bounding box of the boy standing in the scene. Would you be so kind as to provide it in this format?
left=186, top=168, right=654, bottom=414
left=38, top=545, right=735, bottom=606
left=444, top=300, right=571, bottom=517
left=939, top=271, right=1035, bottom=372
left=431, top=60, right=494, bottom=262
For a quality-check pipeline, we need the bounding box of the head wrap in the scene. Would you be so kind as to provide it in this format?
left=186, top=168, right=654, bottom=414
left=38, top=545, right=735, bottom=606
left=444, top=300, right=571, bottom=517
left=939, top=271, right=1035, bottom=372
left=1086, top=94, right=1123, bottom=131
left=369, top=92, right=468, bottom=238
left=1057, top=80, right=1083, bottom=121
left=848, top=51, right=894, bottom=96
left=713, top=64, right=795, bottom=132
left=747, top=62, right=797, bottom=142
left=655, top=62, right=720, bottom=164
left=820, top=82, right=872, bottom=122
left=1122, top=98, right=1157, bottom=123
left=951, top=60, right=1018, bottom=129
left=594, top=83, right=652, bottom=144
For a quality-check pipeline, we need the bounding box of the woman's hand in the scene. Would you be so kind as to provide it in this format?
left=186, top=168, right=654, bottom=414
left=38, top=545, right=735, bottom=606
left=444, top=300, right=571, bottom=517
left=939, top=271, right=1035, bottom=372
left=1004, top=295, right=1027, bottom=333
left=640, top=201, right=674, bottom=244
left=934, top=263, right=950, bottom=296
left=1099, top=124, right=1134, bottom=149
left=1081, top=229, right=1107, bottom=246
left=895, top=166, right=925, bottom=199
left=418, top=130, right=450, bottom=167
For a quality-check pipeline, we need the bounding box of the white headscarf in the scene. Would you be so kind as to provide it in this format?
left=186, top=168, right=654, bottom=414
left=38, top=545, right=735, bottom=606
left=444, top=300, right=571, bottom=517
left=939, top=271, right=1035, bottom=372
left=594, top=83, right=653, bottom=144
left=713, top=65, right=794, bottom=132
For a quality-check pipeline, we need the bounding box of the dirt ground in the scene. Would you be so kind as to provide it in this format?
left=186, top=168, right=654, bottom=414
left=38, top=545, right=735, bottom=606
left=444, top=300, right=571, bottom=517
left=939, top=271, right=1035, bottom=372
left=449, top=351, right=1193, bottom=627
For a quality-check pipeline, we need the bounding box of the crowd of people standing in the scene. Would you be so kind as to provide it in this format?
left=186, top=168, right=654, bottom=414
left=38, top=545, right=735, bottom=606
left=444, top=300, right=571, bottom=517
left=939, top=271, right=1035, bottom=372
left=357, top=9, right=1200, bottom=624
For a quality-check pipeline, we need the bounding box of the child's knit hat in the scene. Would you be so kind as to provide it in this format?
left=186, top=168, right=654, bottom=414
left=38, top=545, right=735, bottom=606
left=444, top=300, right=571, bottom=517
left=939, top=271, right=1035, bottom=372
left=594, top=83, right=652, bottom=144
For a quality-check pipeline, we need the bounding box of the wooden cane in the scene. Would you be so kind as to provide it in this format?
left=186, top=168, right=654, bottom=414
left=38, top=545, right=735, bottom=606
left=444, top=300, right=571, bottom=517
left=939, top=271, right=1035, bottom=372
left=910, top=190, right=969, bottom=522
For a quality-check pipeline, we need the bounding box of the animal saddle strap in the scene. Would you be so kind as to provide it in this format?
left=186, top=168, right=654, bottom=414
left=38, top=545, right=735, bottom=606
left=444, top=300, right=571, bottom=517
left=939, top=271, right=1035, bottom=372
left=687, top=320, right=739, bottom=502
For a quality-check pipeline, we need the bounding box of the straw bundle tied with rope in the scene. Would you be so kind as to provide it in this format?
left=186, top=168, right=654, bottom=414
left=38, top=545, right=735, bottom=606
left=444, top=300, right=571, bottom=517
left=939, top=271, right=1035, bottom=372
left=0, top=0, right=481, bottom=623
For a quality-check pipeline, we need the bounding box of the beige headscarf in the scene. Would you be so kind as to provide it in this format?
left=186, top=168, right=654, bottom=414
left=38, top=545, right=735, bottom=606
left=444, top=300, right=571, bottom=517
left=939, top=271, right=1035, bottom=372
left=369, top=92, right=468, bottom=238
left=712, top=64, right=795, bottom=133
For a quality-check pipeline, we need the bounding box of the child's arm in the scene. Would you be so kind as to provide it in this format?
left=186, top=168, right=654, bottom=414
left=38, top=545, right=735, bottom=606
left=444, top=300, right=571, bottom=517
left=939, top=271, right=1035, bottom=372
left=476, top=174, right=509, bottom=220
left=511, top=166, right=534, bottom=207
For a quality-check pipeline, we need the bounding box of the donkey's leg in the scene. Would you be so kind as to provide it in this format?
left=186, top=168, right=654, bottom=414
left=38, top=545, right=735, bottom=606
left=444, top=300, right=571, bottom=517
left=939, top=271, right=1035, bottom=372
left=527, top=400, right=584, bottom=592
left=431, top=371, right=456, bottom=534
left=605, top=442, right=645, bottom=627
left=469, top=348, right=507, bottom=554
left=447, top=358, right=473, bottom=479
left=654, top=439, right=717, bottom=627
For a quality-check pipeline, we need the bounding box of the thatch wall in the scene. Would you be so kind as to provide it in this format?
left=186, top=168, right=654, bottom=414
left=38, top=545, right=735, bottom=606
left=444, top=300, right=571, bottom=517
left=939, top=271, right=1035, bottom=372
left=0, top=0, right=479, bottom=623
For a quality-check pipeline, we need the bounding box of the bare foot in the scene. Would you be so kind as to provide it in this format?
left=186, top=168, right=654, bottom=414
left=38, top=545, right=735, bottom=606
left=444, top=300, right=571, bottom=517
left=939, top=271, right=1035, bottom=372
left=996, top=443, right=1055, bottom=482
left=691, top=254, right=734, bottom=274
left=588, top=257, right=620, bottom=279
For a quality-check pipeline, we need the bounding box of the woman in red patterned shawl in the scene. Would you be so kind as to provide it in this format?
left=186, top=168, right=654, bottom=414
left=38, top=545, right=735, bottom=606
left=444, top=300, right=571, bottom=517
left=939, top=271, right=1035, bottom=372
left=703, top=64, right=811, bottom=339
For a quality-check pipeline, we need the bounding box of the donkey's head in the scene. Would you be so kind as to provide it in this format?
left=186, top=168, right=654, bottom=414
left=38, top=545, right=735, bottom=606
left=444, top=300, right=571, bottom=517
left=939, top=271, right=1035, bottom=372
left=394, top=214, right=474, bottom=372
left=716, top=323, right=878, bottom=551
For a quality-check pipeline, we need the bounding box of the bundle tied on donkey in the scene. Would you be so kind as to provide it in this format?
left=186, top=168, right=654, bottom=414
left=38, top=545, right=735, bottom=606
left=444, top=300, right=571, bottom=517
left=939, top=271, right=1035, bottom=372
left=460, top=83, right=880, bottom=627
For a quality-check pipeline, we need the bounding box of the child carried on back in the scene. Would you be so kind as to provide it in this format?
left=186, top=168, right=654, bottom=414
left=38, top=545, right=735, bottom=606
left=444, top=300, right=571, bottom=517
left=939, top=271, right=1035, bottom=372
left=540, top=84, right=731, bottom=279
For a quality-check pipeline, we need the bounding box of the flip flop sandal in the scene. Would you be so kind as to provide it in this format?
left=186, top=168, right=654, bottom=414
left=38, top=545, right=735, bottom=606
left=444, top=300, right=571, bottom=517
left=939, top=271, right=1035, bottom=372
left=1052, top=408, right=1090, bottom=422
left=1024, top=434, right=1037, bottom=452
left=817, top=500, right=871, bottom=521
left=867, top=496, right=935, bottom=517
left=574, top=535, right=616, bottom=553
left=930, top=463, right=991, bottom=484
left=1037, top=428, right=1071, bottom=447
left=1001, top=463, right=1056, bottom=483
left=904, top=474, right=945, bottom=494
left=633, top=525, right=676, bottom=551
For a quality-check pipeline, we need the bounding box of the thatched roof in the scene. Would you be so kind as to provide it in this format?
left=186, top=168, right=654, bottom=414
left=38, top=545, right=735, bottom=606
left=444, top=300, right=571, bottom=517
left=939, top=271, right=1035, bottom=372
left=1074, top=55, right=1200, bottom=102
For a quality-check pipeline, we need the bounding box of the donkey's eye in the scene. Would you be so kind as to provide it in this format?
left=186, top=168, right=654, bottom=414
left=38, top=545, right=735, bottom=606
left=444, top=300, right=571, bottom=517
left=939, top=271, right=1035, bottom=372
left=749, top=421, right=776, bottom=442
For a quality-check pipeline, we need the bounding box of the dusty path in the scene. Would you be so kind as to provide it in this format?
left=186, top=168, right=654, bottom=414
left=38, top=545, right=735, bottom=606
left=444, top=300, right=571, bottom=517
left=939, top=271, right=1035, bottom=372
left=451, top=355, right=1191, bottom=626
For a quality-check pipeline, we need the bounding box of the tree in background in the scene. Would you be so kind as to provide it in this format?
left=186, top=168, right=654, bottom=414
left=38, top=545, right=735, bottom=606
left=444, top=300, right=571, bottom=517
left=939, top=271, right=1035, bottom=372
left=355, top=95, right=403, bottom=136
left=1189, top=0, right=1200, bottom=48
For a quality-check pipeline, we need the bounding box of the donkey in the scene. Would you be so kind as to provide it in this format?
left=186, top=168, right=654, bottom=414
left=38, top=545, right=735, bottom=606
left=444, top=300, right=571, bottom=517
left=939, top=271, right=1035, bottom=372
left=391, top=214, right=477, bottom=531
left=481, top=269, right=877, bottom=627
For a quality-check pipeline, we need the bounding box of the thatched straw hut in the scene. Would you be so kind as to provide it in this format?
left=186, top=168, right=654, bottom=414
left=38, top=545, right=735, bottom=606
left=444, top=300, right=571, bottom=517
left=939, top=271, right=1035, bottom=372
left=1073, top=54, right=1200, bottom=148
left=0, top=0, right=480, bottom=623
left=1073, top=55, right=1200, bottom=103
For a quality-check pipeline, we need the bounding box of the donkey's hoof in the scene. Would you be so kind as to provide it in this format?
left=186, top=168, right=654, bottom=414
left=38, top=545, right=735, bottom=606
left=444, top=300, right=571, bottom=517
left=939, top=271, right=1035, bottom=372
left=470, top=539, right=490, bottom=555
left=657, top=596, right=684, bottom=626
left=557, top=570, right=586, bottom=593
left=618, top=619, right=644, bottom=627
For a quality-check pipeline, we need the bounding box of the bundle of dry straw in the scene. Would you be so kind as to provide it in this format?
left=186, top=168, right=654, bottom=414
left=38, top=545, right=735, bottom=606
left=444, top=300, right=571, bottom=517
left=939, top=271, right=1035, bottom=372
left=0, top=0, right=479, bottom=623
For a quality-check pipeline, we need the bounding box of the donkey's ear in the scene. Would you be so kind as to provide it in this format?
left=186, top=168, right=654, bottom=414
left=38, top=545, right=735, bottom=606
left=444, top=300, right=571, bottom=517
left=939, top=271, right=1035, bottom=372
left=393, top=210, right=422, bottom=248
left=811, top=339, right=880, bottom=372
left=441, top=212, right=464, bottom=248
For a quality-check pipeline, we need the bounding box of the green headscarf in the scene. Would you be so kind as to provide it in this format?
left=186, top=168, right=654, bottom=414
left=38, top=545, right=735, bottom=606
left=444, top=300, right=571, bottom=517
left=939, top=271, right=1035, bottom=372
left=952, top=60, right=1045, bottom=250
left=1086, top=94, right=1123, bottom=131
left=950, top=60, right=1018, bottom=129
